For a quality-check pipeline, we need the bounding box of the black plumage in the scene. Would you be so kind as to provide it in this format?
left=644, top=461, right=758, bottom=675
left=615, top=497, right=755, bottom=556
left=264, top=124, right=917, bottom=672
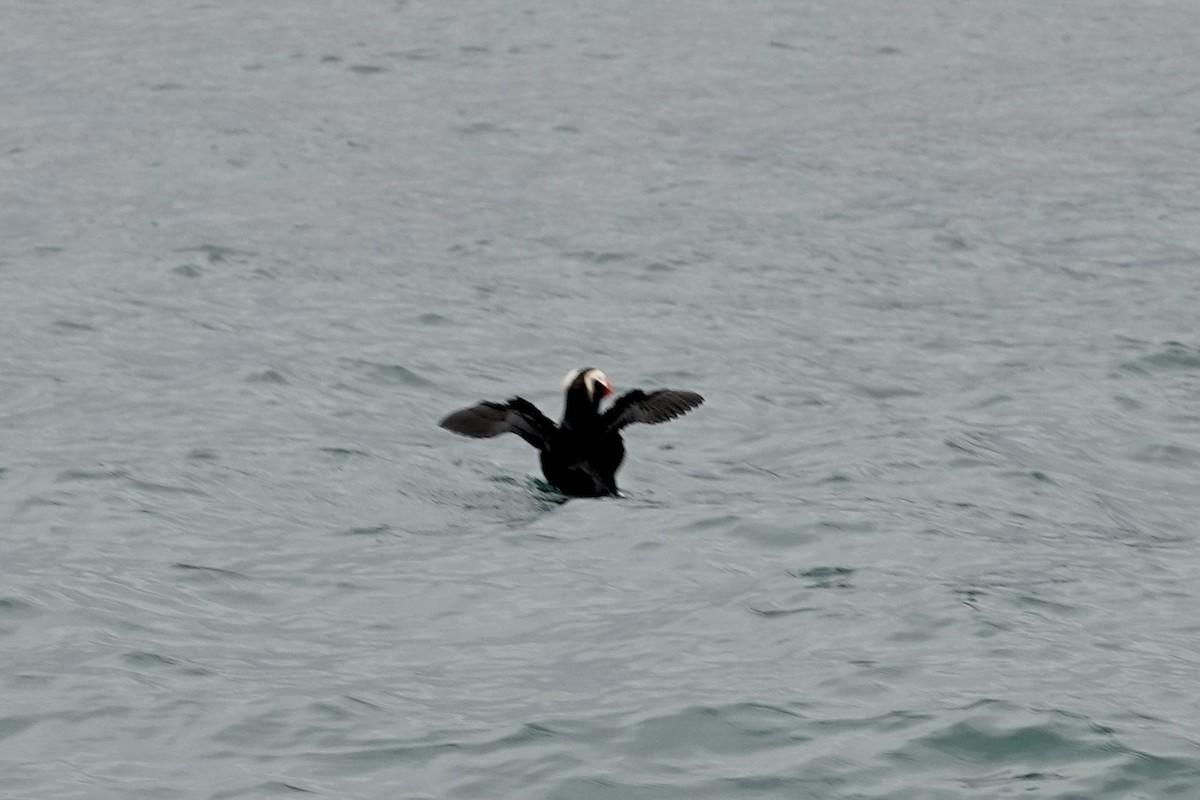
left=439, top=367, right=704, bottom=497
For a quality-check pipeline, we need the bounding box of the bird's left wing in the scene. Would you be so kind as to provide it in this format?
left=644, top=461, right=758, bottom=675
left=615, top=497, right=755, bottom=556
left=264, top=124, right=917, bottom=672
left=602, top=389, right=704, bottom=432
left=438, top=397, right=556, bottom=450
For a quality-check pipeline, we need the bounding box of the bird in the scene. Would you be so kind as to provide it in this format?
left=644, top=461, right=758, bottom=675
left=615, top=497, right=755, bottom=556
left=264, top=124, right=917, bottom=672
left=438, top=367, right=704, bottom=497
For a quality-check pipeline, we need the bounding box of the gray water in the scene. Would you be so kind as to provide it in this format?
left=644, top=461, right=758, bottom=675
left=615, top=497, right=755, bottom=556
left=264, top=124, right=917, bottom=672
left=4, top=1, right=1200, bottom=797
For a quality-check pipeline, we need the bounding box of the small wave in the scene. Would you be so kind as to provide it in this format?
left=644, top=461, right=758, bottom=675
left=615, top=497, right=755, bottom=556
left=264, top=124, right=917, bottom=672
left=56, top=467, right=130, bottom=483
left=319, top=446, right=371, bottom=459
left=175, top=244, right=257, bottom=264
left=728, top=519, right=821, bottom=549
left=342, top=359, right=435, bottom=387
left=1130, top=442, right=1200, bottom=467
left=787, top=566, right=855, bottom=588
left=210, top=780, right=319, bottom=798
left=245, top=368, right=289, bottom=385
left=173, top=563, right=249, bottom=581
left=1120, top=341, right=1200, bottom=373
left=336, top=524, right=393, bottom=537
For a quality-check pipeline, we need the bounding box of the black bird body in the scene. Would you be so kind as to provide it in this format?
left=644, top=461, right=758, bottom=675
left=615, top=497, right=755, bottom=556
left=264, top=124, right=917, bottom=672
left=439, top=368, right=703, bottom=497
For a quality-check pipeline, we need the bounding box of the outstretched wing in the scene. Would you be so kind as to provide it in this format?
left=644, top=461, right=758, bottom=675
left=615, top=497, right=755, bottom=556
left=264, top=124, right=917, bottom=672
left=438, top=397, right=556, bottom=450
left=602, top=389, right=704, bottom=432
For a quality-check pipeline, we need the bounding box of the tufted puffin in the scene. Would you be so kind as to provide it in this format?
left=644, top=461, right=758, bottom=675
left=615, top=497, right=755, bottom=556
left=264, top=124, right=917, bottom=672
left=438, top=367, right=704, bottom=497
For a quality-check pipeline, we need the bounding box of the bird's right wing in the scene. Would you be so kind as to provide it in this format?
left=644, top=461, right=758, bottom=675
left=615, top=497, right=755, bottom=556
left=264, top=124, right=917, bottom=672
left=438, top=397, right=556, bottom=450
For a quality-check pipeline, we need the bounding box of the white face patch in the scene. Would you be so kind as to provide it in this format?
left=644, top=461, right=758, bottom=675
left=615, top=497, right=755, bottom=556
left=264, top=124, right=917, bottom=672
left=583, top=369, right=611, bottom=400
left=562, top=368, right=612, bottom=400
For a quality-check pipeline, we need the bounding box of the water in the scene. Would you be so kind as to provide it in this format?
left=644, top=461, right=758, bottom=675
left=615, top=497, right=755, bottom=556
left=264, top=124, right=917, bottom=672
left=4, top=1, right=1200, bottom=797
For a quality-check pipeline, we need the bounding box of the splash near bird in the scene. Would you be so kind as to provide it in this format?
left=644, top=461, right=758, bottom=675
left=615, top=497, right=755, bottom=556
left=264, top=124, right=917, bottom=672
left=439, top=368, right=704, bottom=497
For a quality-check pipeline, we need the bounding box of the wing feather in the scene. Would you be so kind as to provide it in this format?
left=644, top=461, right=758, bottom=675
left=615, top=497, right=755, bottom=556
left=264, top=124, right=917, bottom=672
left=602, top=389, right=704, bottom=432
left=438, top=397, right=556, bottom=450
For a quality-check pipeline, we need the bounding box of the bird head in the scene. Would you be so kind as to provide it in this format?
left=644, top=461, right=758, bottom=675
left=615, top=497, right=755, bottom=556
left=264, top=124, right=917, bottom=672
left=562, top=367, right=614, bottom=414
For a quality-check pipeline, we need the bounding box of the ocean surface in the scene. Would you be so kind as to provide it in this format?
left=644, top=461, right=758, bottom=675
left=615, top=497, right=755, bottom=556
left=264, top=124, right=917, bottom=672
left=4, top=1, right=1200, bottom=798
